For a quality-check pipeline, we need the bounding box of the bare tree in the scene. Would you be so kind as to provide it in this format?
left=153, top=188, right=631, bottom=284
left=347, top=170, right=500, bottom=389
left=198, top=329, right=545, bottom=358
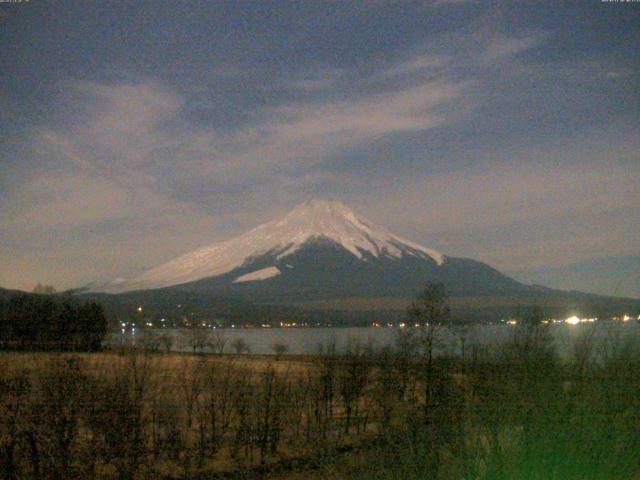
left=375, top=347, right=401, bottom=436
left=393, top=328, right=420, bottom=401
left=211, top=330, right=228, bottom=355
left=503, top=305, right=555, bottom=368
left=407, top=282, right=450, bottom=418
left=230, top=370, right=254, bottom=464
left=314, top=340, right=337, bottom=441
left=139, top=329, right=162, bottom=353
left=179, top=357, right=204, bottom=432
left=159, top=332, right=173, bottom=354
left=182, top=328, right=212, bottom=355
left=272, top=342, right=289, bottom=360
left=0, top=370, right=30, bottom=480
left=85, top=352, right=155, bottom=480
left=573, top=322, right=599, bottom=377
left=231, top=338, right=250, bottom=355
left=32, top=283, right=56, bottom=295
left=450, top=320, right=471, bottom=373
left=256, top=366, right=280, bottom=464
left=36, top=357, right=86, bottom=480
left=195, top=359, right=236, bottom=465
left=337, top=340, right=370, bottom=434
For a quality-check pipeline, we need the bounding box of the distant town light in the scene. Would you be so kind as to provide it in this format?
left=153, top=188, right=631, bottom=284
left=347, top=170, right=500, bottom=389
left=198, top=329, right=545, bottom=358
left=137, top=306, right=143, bottom=312
left=622, top=314, right=631, bottom=322
left=566, top=316, right=580, bottom=325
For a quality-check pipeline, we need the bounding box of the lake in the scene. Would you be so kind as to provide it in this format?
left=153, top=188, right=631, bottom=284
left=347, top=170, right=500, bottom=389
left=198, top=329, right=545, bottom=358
left=110, top=320, right=640, bottom=359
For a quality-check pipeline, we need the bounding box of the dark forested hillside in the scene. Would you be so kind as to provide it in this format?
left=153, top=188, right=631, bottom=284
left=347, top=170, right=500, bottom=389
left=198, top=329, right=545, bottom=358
left=0, top=290, right=107, bottom=351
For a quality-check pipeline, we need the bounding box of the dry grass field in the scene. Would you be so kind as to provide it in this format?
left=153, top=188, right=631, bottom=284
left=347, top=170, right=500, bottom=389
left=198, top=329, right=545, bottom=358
left=2, top=323, right=640, bottom=480
left=0, top=349, right=387, bottom=479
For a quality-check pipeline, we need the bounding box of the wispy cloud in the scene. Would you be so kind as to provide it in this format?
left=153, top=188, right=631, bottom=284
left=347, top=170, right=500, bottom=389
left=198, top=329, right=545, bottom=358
left=433, top=0, right=478, bottom=5
left=34, top=53, right=469, bottom=192
left=374, top=54, right=444, bottom=80
left=479, top=34, right=541, bottom=62
left=284, top=68, right=344, bottom=91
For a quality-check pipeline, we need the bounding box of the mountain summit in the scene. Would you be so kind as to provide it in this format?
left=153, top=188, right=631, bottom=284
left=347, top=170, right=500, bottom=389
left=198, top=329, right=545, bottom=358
left=96, top=199, right=444, bottom=293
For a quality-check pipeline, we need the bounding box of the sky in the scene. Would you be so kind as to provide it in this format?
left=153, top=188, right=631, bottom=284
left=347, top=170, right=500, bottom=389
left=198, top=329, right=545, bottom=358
left=1, top=1, right=639, bottom=296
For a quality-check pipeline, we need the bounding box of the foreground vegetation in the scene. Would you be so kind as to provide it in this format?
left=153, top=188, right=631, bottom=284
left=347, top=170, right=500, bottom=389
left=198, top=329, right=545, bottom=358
left=1, top=315, right=639, bottom=480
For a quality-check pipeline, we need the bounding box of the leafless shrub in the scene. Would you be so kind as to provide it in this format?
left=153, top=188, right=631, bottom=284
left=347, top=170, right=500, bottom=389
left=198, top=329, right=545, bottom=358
left=231, top=337, right=250, bottom=355
left=0, top=369, right=31, bottom=480
left=572, top=322, right=599, bottom=376
left=229, top=369, right=254, bottom=464
left=84, top=352, right=155, bottom=479
left=35, top=357, right=86, bottom=480
left=337, top=339, right=371, bottom=434
left=211, top=330, right=228, bottom=355
left=182, top=328, right=212, bottom=355
left=179, top=356, right=204, bottom=432
left=254, top=365, right=288, bottom=464
left=195, top=359, right=236, bottom=465
left=272, top=342, right=289, bottom=360
left=139, top=329, right=162, bottom=353
left=393, top=328, right=420, bottom=401
left=159, top=332, right=173, bottom=354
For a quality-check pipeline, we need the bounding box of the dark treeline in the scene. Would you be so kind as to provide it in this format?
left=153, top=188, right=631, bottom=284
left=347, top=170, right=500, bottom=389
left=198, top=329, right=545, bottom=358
left=0, top=294, right=107, bottom=351
left=84, top=288, right=408, bottom=329
left=83, top=287, right=640, bottom=329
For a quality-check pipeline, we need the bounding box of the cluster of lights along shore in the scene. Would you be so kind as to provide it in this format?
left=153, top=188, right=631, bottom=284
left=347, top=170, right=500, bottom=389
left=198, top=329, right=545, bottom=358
left=500, top=314, right=639, bottom=326
left=117, top=304, right=640, bottom=333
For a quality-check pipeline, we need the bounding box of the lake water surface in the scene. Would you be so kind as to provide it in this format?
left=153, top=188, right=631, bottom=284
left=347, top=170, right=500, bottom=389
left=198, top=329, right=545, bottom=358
left=111, top=321, right=640, bottom=359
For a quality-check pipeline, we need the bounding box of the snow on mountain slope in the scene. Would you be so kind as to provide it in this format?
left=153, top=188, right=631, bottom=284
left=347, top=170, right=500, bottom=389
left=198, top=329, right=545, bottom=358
left=233, top=266, right=281, bottom=283
left=95, top=199, right=444, bottom=293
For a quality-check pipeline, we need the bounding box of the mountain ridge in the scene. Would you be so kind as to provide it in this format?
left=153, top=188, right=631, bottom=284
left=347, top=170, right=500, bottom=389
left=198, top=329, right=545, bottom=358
left=511, top=255, right=640, bottom=299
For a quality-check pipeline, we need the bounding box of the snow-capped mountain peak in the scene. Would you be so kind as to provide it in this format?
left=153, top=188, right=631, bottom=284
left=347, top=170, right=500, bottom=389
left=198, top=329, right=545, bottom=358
left=272, top=199, right=443, bottom=262
left=95, top=199, right=444, bottom=293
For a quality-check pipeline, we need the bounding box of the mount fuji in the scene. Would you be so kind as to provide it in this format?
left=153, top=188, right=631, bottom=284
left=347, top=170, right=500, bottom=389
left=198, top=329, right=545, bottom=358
left=97, top=199, right=444, bottom=293
left=85, top=199, right=639, bottom=321
left=92, top=199, right=525, bottom=299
